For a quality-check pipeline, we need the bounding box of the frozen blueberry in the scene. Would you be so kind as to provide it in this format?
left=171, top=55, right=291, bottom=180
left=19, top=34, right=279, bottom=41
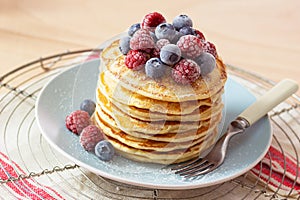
left=119, top=36, right=131, bottom=55
left=194, top=52, right=216, bottom=76
left=128, top=23, right=140, bottom=37
left=160, top=44, right=181, bottom=65
left=172, top=14, right=193, bottom=30
left=95, top=140, right=115, bottom=161
left=145, top=57, right=167, bottom=79
left=179, top=26, right=194, bottom=35
left=80, top=99, right=96, bottom=116
left=155, top=23, right=177, bottom=41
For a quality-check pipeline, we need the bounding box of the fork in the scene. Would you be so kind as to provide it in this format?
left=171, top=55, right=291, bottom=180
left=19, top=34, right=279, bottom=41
left=171, top=79, right=298, bottom=178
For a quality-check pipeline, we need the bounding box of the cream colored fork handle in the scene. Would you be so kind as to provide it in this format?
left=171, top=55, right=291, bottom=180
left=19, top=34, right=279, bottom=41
left=239, top=79, right=299, bottom=126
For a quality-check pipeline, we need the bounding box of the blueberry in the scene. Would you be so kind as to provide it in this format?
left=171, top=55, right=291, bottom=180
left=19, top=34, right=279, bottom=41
left=160, top=44, right=181, bottom=65
left=155, top=23, right=176, bottom=41
left=194, top=52, right=216, bottom=76
left=119, top=36, right=131, bottom=55
left=145, top=57, right=167, bottom=79
left=128, top=23, right=140, bottom=37
left=80, top=99, right=96, bottom=116
left=95, top=140, right=115, bottom=161
left=170, top=31, right=183, bottom=44
left=172, top=14, right=193, bottom=30
left=179, top=26, right=194, bottom=35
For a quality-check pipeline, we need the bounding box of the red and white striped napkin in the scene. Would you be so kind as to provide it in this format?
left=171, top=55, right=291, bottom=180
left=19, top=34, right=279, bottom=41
left=250, top=145, right=300, bottom=197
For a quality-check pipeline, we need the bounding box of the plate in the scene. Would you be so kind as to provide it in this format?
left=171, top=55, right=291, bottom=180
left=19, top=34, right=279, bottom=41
left=35, top=59, right=272, bottom=190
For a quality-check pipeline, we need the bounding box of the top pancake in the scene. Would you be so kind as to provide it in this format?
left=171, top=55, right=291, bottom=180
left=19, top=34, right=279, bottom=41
left=100, top=39, right=227, bottom=102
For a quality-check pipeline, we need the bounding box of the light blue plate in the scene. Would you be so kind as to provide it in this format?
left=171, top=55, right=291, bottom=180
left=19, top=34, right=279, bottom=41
left=36, top=59, right=272, bottom=190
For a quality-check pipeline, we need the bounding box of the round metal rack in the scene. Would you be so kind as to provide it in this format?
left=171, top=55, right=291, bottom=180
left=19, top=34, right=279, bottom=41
left=0, top=49, right=299, bottom=200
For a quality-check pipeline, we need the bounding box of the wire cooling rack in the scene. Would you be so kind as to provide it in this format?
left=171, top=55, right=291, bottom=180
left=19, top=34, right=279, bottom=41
left=0, top=49, right=299, bottom=200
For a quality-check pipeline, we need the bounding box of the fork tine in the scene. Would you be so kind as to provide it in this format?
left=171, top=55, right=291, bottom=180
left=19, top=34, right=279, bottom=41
left=170, top=157, right=201, bottom=170
left=174, top=159, right=208, bottom=174
left=183, top=164, right=216, bottom=178
left=175, top=161, right=211, bottom=175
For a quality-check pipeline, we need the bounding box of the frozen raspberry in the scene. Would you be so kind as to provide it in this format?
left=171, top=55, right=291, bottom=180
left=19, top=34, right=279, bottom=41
left=150, top=46, right=160, bottom=58
left=172, top=59, right=201, bottom=84
left=65, top=110, right=90, bottom=135
left=203, top=41, right=217, bottom=58
left=177, top=35, right=203, bottom=58
left=193, top=29, right=206, bottom=41
left=156, top=39, right=170, bottom=50
left=130, top=29, right=155, bottom=50
left=125, top=50, right=149, bottom=70
left=80, top=125, right=104, bottom=152
left=141, top=12, right=166, bottom=30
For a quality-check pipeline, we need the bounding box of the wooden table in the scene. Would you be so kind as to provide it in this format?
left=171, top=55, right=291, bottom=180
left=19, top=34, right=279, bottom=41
left=1, top=0, right=300, bottom=88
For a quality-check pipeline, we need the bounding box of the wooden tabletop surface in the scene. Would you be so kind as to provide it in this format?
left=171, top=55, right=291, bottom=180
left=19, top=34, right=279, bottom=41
left=1, top=0, right=300, bottom=91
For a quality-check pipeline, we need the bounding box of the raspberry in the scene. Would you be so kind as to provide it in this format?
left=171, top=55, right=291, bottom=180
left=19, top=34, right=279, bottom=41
left=203, top=41, right=217, bottom=58
left=80, top=125, right=104, bottom=152
left=172, top=59, right=201, bottom=84
left=141, top=12, right=166, bottom=30
left=193, top=29, right=206, bottom=41
left=130, top=29, right=155, bottom=50
left=156, top=39, right=170, bottom=50
left=149, top=46, right=160, bottom=58
left=65, top=110, right=90, bottom=135
left=177, top=35, right=203, bottom=58
left=125, top=50, right=149, bottom=70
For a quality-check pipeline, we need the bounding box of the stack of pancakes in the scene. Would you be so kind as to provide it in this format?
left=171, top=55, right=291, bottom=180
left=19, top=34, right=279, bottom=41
left=93, top=39, right=227, bottom=164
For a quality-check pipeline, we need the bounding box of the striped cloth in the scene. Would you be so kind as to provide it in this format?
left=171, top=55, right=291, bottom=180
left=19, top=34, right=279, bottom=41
left=0, top=152, right=65, bottom=200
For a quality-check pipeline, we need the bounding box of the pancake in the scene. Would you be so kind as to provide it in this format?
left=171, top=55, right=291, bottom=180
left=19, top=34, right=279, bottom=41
left=94, top=104, right=221, bottom=143
left=100, top=40, right=227, bottom=102
left=93, top=27, right=227, bottom=164
left=96, top=87, right=224, bottom=122
left=98, top=70, right=223, bottom=115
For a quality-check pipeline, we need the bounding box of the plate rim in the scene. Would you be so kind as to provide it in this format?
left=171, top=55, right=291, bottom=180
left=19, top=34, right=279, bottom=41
left=35, top=60, right=273, bottom=190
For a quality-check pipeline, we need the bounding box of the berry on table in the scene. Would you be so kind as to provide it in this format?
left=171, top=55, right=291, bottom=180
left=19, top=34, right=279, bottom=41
left=160, top=44, right=181, bottom=66
left=155, top=23, right=177, bottom=42
left=203, top=41, right=218, bottom=58
left=125, top=50, right=149, bottom=70
left=145, top=57, right=168, bottom=79
left=130, top=29, right=155, bottom=50
left=80, top=99, right=96, bottom=116
left=128, top=23, right=141, bottom=37
left=65, top=110, right=90, bottom=135
left=194, top=52, right=216, bottom=76
left=172, top=59, right=201, bottom=84
left=172, top=14, right=193, bottom=30
left=80, top=125, right=104, bottom=152
left=95, top=140, right=115, bottom=161
left=119, top=36, right=131, bottom=55
left=141, top=12, right=166, bottom=30
left=177, top=35, right=203, bottom=58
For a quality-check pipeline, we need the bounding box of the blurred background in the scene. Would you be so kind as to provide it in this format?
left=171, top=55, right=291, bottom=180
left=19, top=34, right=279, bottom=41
left=1, top=0, right=299, bottom=87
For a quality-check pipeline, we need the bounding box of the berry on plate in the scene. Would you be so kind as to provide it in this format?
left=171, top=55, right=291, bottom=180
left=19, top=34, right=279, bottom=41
left=95, top=140, right=115, bottom=161
left=203, top=41, right=217, bottom=58
left=80, top=99, right=96, bottom=116
left=128, top=23, right=141, bottom=37
left=65, top=110, right=90, bottom=135
left=172, top=14, right=193, bottom=30
left=130, top=29, right=155, bottom=50
left=172, top=59, right=201, bottom=84
left=80, top=125, right=104, bottom=152
left=177, top=35, right=203, bottom=59
left=160, top=44, right=181, bottom=66
left=155, top=23, right=177, bottom=42
left=125, top=50, right=149, bottom=70
left=141, top=12, right=166, bottom=30
left=119, top=36, right=131, bottom=55
left=145, top=57, right=167, bottom=79
left=195, top=52, right=216, bottom=76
